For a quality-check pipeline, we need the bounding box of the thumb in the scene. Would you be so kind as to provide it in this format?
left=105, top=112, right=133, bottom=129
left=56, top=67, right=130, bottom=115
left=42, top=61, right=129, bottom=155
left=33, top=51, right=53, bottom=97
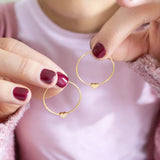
left=91, top=4, right=160, bottom=60
left=117, top=0, right=160, bottom=8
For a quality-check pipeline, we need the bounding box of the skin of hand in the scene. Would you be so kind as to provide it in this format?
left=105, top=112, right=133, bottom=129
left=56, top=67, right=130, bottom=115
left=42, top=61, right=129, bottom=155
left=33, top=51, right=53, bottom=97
left=0, top=0, right=119, bottom=123
left=0, top=38, right=68, bottom=122
left=1, top=0, right=159, bottom=122
left=39, top=0, right=160, bottom=62
left=91, top=0, right=160, bottom=62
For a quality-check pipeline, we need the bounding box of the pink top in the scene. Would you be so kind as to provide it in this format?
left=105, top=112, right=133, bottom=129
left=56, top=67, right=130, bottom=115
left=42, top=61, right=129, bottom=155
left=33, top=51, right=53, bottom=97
left=1, top=0, right=160, bottom=160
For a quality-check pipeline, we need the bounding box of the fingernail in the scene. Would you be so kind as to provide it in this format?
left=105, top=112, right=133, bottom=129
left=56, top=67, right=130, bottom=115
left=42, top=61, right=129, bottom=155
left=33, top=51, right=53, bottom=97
left=56, top=72, right=69, bottom=88
left=13, top=87, right=29, bottom=101
left=92, top=42, right=106, bottom=58
left=40, top=69, right=56, bottom=84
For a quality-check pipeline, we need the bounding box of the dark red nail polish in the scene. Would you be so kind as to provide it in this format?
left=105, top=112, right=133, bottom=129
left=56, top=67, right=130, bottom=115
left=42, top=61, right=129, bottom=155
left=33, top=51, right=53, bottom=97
left=13, top=87, right=28, bottom=101
left=40, top=69, right=56, bottom=84
left=56, top=72, right=69, bottom=88
left=92, top=42, right=106, bottom=58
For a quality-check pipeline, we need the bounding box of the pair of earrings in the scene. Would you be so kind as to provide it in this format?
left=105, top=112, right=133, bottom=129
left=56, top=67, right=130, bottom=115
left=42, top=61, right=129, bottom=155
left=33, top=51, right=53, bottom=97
left=43, top=51, right=115, bottom=118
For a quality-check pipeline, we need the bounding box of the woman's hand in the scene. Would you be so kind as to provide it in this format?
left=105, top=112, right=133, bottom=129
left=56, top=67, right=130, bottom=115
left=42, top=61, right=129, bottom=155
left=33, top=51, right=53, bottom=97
left=0, top=38, right=68, bottom=122
left=91, top=0, right=160, bottom=62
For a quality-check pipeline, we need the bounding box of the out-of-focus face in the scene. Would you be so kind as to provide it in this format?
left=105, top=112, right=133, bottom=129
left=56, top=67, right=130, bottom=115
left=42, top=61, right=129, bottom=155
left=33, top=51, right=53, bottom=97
left=39, top=0, right=117, bottom=19
left=38, top=0, right=119, bottom=33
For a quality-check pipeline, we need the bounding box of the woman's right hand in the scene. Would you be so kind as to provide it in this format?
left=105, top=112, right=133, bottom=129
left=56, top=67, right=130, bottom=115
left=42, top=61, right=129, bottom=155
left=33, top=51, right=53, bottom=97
left=0, top=38, right=68, bottom=122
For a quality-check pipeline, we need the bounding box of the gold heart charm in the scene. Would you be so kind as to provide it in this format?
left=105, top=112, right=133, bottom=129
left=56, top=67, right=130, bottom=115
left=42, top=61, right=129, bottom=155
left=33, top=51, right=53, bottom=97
left=59, top=112, right=68, bottom=118
left=90, top=83, right=99, bottom=89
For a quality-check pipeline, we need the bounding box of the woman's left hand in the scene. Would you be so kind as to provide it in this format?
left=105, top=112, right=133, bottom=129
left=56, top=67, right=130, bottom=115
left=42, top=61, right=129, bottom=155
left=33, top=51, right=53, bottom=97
left=90, top=0, right=160, bottom=62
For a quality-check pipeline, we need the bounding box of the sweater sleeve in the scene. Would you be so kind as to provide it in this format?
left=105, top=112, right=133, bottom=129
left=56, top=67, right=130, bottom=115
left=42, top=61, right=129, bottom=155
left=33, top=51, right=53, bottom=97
left=0, top=104, right=30, bottom=160
left=0, top=3, right=27, bottom=160
left=129, top=54, right=160, bottom=97
left=129, top=55, right=160, bottom=160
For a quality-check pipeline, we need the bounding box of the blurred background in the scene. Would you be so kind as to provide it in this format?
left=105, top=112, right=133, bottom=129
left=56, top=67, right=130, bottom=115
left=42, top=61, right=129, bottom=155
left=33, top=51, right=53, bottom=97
left=0, top=0, right=18, bottom=3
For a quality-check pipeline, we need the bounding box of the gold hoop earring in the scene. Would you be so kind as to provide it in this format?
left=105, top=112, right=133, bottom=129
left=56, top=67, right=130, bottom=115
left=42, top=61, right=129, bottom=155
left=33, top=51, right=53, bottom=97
left=43, top=81, right=81, bottom=118
left=76, top=51, right=115, bottom=89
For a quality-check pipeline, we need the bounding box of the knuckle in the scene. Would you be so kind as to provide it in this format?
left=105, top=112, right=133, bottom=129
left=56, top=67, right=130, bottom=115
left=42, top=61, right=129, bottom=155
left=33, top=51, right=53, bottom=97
left=18, top=58, right=31, bottom=76
left=0, top=80, right=7, bottom=91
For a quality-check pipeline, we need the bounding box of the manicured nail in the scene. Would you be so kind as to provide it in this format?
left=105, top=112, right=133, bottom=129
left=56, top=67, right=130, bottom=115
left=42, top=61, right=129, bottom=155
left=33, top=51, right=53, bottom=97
left=92, top=42, right=106, bottom=58
left=40, top=69, right=56, bottom=84
left=13, top=87, right=29, bottom=101
left=56, top=72, right=69, bottom=88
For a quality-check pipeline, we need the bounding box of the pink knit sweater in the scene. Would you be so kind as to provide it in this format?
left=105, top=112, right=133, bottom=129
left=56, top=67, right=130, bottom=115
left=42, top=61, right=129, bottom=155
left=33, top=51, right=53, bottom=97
left=0, top=3, right=160, bottom=160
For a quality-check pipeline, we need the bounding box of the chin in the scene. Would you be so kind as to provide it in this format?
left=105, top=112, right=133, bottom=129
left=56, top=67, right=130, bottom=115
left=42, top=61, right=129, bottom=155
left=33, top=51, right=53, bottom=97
left=55, top=8, right=104, bottom=19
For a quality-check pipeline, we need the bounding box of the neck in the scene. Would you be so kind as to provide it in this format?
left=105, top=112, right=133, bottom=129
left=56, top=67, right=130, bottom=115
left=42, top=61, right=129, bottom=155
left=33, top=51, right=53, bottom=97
left=38, top=0, right=119, bottom=33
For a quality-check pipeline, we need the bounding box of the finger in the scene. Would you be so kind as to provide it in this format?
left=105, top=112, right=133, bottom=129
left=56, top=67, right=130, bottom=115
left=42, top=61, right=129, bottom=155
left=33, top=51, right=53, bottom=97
left=14, top=73, right=69, bottom=99
left=109, top=29, right=149, bottom=61
left=0, top=38, right=69, bottom=90
left=0, top=48, right=69, bottom=89
left=90, top=4, right=160, bottom=60
left=148, top=21, right=160, bottom=61
left=0, top=79, right=31, bottom=105
left=117, top=0, right=160, bottom=7
left=0, top=38, right=66, bottom=75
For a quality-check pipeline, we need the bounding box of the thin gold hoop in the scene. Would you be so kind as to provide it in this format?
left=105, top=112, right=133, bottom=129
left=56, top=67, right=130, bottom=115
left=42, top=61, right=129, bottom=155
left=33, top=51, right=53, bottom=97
left=76, top=51, right=115, bottom=89
left=43, top=81, right=81, bottom=118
